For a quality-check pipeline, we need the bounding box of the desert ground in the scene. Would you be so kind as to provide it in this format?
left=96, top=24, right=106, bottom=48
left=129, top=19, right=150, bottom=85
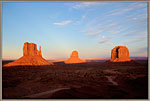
left=2, top=59, right=148, bottom=99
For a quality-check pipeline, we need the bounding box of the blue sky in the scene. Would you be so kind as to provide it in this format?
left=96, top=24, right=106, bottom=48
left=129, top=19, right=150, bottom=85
left=2, top=2, right=148, bottom=59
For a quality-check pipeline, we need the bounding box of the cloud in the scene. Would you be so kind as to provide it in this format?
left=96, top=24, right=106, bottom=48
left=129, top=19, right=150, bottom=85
left=82, top=12, right=130, bottom=36
left=98, top=36, right=115, bottom=44
left=128, top=13, right=147, bottom=23
left=132, top=35, right=147, bottom=43
left=98, top=39, right=109, bottom=44
left=132, top=17, right=138, bottom=21
left=136, top=3, right=147, bottom=8
left=84, top=8, right=147, bottom=37
left=125, top=35, right=147, bottom=44
left=72, top=2, right=106, bottom=9
left=82, top=15, right=86, bottom=19
left=79, top=2, right=147, bottom=46
left=102, top=36, right=105, bottom=38
left=108, top=30, right=123, bottom=34
left=109, top=3, right=147, bottom=16
left=53, top=20, right=72, bottom=26
left=124, top=31, right=146, bottom=37
left=109, top=23, right=117, bottom=26
left=86, top=30, right=103, bottom=36
left=111, top=8, right=134, bottom=16
left=84, top=21, right=126, bottom=37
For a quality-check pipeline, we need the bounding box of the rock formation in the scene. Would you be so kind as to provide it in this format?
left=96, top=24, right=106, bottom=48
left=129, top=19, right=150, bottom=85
left=37, top=46, right=42, bottom=57
left=65, top=50, right=85, bottom=64
left=4, top=42, right=53, bottom=67
left=23, top=42, right=42, bottom=56
left=110, top=46, right=131, bottom=62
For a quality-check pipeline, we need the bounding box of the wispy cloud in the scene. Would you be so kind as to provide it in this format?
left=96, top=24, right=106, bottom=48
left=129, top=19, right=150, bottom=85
left=82, top=15, right=86, bottom=19
left=128, top=13, right=147, bottom=23
left=84, top=22, right=126, bottom=37
left=124, top=31, right=147, bottom=37
left=132, top=35, right=147, bottom=43
left=107, top=29, right=124, bottom=34
left=98, top=36, right=115, bottom=44
left=83, top=4, right=147, bottom=37
left=53, top=20, right=72, bottom=26
left=109, top=3, right=147, bottom=16
left=124, top=35, right=147, bottom=44
left=109, top=23, right=117, bottom=26
left=78, top=2, right=147, bottom=46
left=86, top=30, right=103, bottom=36
left=98, top=39, right=109, bottom=44
left=72, top=2, right=106, bottom=9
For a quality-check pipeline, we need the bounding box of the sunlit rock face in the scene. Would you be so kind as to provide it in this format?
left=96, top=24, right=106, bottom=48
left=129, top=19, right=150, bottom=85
left=23, top=42, right=42, bottom=57
left=65, top=50, right=85, bottom=64
left=4, top=42, right=53, bottom=67
left=110, top=46, right=131, bottom=62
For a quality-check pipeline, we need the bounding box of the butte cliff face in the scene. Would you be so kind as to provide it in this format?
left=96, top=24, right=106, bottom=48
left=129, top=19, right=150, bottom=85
left=23, top=42, right=42, bottom=57
left=110, top=46, right=131, bottom=62
left=65, top=50, right=85, bottom=64
left=4, top=42, right=53, bottom=67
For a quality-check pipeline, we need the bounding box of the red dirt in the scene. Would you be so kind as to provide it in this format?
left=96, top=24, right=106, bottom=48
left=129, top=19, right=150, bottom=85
left=2, top=60, right=148, bottom=99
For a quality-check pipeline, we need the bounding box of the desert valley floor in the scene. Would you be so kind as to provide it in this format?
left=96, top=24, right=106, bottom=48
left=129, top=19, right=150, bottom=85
left=2, top=60, right=148, bottom=99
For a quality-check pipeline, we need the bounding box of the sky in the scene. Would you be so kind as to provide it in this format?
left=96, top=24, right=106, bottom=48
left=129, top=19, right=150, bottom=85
left=2, top=2, right=148, bottom=60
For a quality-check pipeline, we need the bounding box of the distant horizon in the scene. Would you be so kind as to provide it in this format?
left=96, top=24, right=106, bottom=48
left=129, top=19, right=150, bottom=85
left=2, top=2, right=148, bottom=60
left=2, top=56, right=148, bottom=61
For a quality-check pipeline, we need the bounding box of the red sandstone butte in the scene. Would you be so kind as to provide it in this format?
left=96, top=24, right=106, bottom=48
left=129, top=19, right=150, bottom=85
left=110, top=46, right=131, bottom=62
left=65, top=50, right=85, bottom=64
left=4, top=42, right=53, bottom=67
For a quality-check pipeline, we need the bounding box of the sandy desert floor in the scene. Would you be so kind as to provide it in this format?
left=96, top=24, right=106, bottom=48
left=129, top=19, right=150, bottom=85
left=2, top=60, right=148, bottom=99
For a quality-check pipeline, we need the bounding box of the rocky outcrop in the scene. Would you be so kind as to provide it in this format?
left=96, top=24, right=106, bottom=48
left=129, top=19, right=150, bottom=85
left=4, top=42, right=53, bottom=67
left=110, top=46, right=131, bottom=62
left=65, top=50, right=85, bottom=64
left=37, top=46, right=42, bottom=57
left=23, top=42, right=42, bottom=57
